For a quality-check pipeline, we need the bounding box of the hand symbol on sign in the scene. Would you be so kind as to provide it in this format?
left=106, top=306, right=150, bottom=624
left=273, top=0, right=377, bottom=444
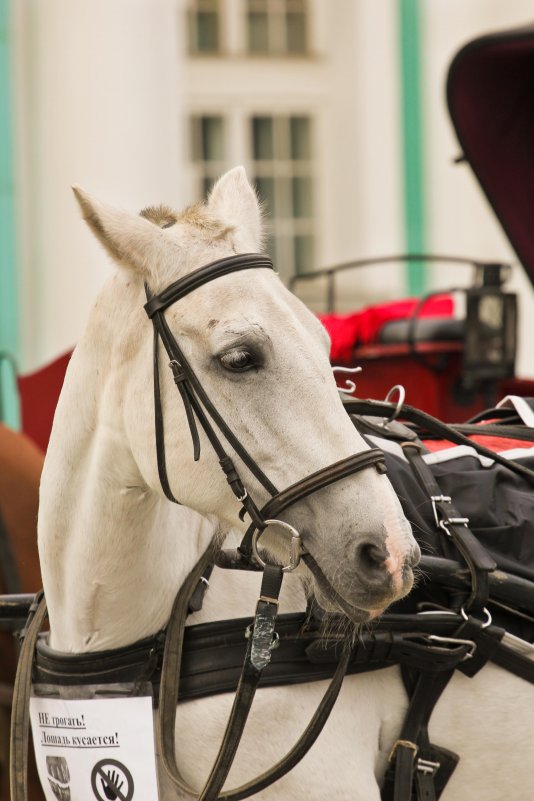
left=101, top=770, right=124, bottom=800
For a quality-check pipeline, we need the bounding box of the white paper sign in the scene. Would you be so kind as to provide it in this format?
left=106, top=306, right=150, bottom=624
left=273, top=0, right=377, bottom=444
left=30, top=693, right=159, bottom=801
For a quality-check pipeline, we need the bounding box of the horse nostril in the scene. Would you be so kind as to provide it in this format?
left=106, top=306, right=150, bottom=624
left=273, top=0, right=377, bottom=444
left=357, top=541, right=388, bottom=572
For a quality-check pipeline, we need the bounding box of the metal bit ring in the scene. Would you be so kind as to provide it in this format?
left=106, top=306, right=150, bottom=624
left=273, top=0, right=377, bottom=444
left=251, top=519, right=303, bottom=573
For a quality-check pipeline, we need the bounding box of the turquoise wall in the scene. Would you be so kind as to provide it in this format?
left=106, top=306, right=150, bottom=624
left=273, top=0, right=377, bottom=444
left=0, top=0, right=20, bottom=428
left=399, top=0, right=427, bottom=297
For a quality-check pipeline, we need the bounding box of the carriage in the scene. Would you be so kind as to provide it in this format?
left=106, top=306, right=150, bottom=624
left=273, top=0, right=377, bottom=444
left=2, top=23, right=534, bottom=801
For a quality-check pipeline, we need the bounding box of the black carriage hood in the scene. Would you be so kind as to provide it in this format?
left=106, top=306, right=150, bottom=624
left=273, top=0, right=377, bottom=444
left=447, top=23, right=534, bottom=285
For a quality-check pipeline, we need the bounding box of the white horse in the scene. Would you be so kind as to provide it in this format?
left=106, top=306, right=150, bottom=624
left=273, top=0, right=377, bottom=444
left=38, top=167, right=534, bottom=800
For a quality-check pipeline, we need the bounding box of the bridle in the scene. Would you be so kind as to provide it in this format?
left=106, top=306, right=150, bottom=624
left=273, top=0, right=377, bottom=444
left=144, top=251, right=392, bottom=798
left=144, top=251, right=387, bottom=576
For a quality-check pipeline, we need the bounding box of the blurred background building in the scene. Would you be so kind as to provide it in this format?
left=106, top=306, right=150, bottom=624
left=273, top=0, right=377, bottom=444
left=1, top=0, right=533, bottom=428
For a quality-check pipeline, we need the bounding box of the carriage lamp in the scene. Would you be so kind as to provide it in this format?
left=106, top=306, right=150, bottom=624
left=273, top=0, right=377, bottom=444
left=463, top=262, right=517, bottom=383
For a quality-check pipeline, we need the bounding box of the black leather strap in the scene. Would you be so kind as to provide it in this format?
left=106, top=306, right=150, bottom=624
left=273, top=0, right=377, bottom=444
left=344, top=399, right=534, bottom=483
left=152, top=326, right=181, bottom=502
left=144, top=254, right=274, bottom=318
left=234, top=449, right=386, bottom=567
left=401, top=443, right=495, bottom=614
left=382, top=669, right=456, bottom=801
left=10, top=592, right=47, bottom=801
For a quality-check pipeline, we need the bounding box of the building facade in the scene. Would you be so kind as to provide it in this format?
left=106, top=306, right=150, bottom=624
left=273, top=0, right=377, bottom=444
left=4, top=0, right=534, bottom=387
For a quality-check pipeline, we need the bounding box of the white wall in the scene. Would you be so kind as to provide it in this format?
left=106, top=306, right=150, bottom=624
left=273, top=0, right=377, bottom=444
left=13, top=0, right=184, bottom=371
left=12, top=0, right=534, bottom=378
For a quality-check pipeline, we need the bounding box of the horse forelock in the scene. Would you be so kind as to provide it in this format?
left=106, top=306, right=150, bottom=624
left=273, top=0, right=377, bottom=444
left=140, top=202, right=234, bottom=240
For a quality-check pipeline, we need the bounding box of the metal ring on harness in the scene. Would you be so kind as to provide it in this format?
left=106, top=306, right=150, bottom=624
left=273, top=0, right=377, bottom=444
left=332, top=365, right=362, bottom=395
left=382, top=384, right=406, bottom=427
left=251, top=519, right=303, bottom=573
left=460, top=605, right=492, bottom=628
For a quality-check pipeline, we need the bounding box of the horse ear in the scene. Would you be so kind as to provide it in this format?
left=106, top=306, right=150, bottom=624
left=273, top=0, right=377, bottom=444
left=72, top=185, right=176, bottom=282
left=207, top=166, right=263, bottom=250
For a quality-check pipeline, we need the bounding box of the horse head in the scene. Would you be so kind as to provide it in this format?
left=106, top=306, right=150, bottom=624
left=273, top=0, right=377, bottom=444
left=72, top=166, right=419, bottom=623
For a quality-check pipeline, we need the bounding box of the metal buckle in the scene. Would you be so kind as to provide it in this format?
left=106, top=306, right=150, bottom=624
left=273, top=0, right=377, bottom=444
left=251, top=519, right=304, bottom=573
left=427, top=634, right=477, bottom=661
left=430, top=495, right=451, bottom=528
left=430, top=493, right=469, bottom=535
left=439, top=517, right=470, bottom=536
left=388, top=739, right=418, bottom=763
left=417, top=757, right=440, bottom=776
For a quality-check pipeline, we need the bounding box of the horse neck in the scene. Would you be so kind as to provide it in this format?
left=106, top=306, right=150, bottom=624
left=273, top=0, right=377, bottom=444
left=38, top=275, right=307, bottom=653
left=37, top=276, right=216, bottom=652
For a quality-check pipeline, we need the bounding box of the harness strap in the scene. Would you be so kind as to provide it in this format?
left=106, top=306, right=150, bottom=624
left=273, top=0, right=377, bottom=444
left=234, top=449, right=386, bottom=567
left=401, top=443, right=495, bottom=614
left=344, top=399, right=534, bottom=483
left=158, top=548, right=352, bottom=801
left=152, top=326, right=181, bottom=503
left=10, top=592, right=47, bottom=801
left=144, top=254, right=274, bottom=318
left=381, top=669, right=456, bottom=801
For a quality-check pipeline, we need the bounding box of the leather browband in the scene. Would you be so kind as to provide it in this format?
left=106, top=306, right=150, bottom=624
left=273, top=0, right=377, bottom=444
left=144, top=253, right=274, bottom=318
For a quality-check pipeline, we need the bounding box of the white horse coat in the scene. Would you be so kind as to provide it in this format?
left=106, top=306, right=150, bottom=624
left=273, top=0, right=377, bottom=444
left=38, top=168, right=534, bottom=800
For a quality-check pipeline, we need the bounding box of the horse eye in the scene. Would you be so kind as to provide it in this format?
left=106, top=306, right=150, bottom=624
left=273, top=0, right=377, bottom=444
left=219, top=349, right=257, bottom=372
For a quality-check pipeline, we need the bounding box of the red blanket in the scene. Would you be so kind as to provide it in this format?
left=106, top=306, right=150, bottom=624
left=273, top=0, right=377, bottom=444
left=319, top=296, right=453, bottom=363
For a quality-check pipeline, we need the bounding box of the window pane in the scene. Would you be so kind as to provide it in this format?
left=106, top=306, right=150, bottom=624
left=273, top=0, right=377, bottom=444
left=292, top=176, right=312, bottom=218
left=276, top=176, right=292, bottom=218
left=294, top=234, right=314, bottom=273
left=196, top=12, right=219, bottom=52
left=286, top=11, right=307, bottom=53
left=276, top=234, right=294, bottom=277
left=248, top=12, right=269, bottom=52
left=254, top=176, right=276, bottom=216
left=196, top=11, right=219, bottom=53
left=252, top=117, right=273, bottom=159
left=201, top=117, right=224, bottom=161
left=290, top=117, right=310, bottom=160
